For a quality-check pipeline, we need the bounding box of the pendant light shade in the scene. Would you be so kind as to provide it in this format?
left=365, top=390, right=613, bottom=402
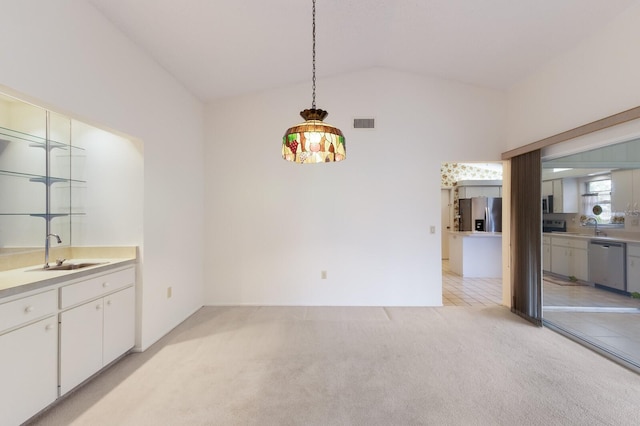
left=283, top=108, right=345, bottom=163
left=282, top=0, right=345, bottom=164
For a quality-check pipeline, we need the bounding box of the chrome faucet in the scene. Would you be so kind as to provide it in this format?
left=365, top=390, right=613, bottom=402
left=44, top=233, right=62, bottom=268
left=584, top=216, right=600, bottom=236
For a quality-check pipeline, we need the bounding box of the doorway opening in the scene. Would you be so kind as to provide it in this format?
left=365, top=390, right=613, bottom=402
left=440, top=162, right=504, bottom=306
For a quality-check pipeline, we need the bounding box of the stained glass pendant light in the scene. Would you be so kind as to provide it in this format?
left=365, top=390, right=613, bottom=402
left=282, top=0, right=346, bottom=164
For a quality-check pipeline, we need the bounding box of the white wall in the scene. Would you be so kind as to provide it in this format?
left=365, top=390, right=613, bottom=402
left=205, top=67, right=506, bottom=306
left=0, top=0, right=205, bottom=350
left=506, top=4, right=640, bottom=149
left=71, top=122, right=144, bottom=248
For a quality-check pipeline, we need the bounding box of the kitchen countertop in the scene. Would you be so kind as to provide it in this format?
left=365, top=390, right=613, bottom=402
left=450, top=231, right=502, bottom=238
left=545, top=232, right=640, bottom=244
left=0, top=257, right=137, bottom=299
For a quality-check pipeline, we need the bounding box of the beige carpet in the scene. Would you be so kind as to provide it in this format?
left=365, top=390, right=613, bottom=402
left=30, top=306, right=639, bottom=426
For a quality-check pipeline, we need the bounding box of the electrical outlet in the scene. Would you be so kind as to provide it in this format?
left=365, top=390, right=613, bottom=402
left=167, top=286, right=172, bottom=298
left=321, top=270, right=327, bottom=279
left=430, top=225, right=436, bottom=234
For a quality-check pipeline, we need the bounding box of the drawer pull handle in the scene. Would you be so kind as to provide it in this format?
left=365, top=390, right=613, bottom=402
left=96, top=304, right=102, bottom=310
left=106, top=300, right=112, bottom=306
left=45, top=324, right=54, bottom=331
left=103, top=282, right=110, bottom=288
left=25, top=306, right=35, bottom=313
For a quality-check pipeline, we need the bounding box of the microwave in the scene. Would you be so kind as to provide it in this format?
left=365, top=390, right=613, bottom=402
left=542, top=195, right=553, bottom=213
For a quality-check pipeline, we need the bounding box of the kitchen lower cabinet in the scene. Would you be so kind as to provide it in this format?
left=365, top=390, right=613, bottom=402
left=103, top=286, right=135, bottom=366
left=0, top=291, right=58, bottom=426
left=59, top=297, right=105, bottom=394
left=448, top=232, right=502, bottom=278
left=59, top=267, right=136, bottom=395
left=543, top=236, right=551, bottom=272
left=627, top=244, right=640, bottom=293
left=550, top=236, right=588, bottom=281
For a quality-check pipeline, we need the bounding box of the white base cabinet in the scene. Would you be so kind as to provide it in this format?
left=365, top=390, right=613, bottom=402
left=543, top=236, right=551, bottom=272
left=627, top=244, right=640, bottom=293
left=60, top=297, right=106, bottom=395
left=449, top=233, right=502, bottom=278
left=60, top=268, right=135, bottom=395
left=0, top=264, right=136, bottom=424
left=103, top=286, right=136, bottom=365
left=0, top=291, right=58, bottom=426
left=550, top=236, right=588, bottom=281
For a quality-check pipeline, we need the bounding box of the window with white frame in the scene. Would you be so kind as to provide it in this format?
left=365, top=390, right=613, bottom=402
left=582, top=178, right=611, bottom=222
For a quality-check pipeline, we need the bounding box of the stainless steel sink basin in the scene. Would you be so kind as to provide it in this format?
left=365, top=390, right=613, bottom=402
left=44, top=262, right=104, bottom=271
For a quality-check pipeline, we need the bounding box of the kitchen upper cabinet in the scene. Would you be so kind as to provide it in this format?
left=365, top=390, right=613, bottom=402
left=0, top=291, right=58, bottom=426
left=458, top=186, right=501, bottom=198
left=543, top=178, right=578, bottom=213
left=550, top=236, right=588, bottom=281
left=611, top=169, right=640, bottom=212
left=456, top=180, right=502, bottom=199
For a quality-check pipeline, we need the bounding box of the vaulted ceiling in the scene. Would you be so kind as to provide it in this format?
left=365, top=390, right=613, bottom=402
left=88, top=0, right=640, bottom=102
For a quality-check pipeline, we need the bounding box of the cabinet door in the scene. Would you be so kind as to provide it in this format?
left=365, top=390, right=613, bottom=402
left=0, top=317, right=58, bottom=426
left=632, top=170, right=640, bottom=211
left=543, top=243, right=551, bottom=272
left=611, top=169, right=633, bottom=212
left=551, top=178, right=579, bottom=213
left=542, top=181, right=553, bottom=197
left=571, top=248, right=589, bottom=281
left=551, top=244, right=569, bottom=276
left=552, top=180, right=564, bottom=212
left=60, top=299, right=104, bottom=395
left=103, top=286, right=135, bottom=366
left=628, top=256, right=640, bottom=293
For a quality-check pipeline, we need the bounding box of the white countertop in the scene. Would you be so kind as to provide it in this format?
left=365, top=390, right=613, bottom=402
left=545, top=232, right=640, bottom=244
left=450, top=231, right=502, bottom=238
left=0, top=258, right=136, bottom=298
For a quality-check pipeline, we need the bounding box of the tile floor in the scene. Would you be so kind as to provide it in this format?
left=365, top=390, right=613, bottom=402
left=542, top=276, right=640, bottom=367
left=442, top=260, right=502, bottom=306
left=443, top=262, right=640, bottom=367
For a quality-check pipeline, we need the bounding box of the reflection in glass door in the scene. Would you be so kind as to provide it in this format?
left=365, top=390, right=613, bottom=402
left=542, top=138, right=640, bottom=372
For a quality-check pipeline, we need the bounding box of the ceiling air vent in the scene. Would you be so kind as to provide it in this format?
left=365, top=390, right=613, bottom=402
left=353, top=118, right=375, bottom=129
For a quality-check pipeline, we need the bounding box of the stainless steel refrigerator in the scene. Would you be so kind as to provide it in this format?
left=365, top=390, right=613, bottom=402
left=459, top=197, right=502, bottom=232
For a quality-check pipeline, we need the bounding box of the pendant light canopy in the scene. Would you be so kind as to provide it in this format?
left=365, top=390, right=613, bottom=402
left=282, top=0, right=346, bottom=164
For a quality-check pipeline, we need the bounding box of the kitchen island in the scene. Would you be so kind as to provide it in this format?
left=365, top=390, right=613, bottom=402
left=449, top=231, right=502, bottom=278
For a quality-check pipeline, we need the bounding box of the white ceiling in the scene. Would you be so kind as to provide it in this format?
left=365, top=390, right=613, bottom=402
left=88, top=0, right=640, bottom=102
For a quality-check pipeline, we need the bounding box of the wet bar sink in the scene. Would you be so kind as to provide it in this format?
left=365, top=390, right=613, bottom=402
left=43, top=262, right=104, bottom=271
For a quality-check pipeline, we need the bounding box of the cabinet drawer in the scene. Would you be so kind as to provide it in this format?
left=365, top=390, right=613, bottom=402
left=628, top=244, right=640, bottom=257
left=551, top=237, right=569, bottom=247
left=568, top=239, right=588, bottom=250
left=542, top=236, right=551, bottom=245
left=60, top=267, right=135, bottom=309
left=0, top=290, right=57, bottom=334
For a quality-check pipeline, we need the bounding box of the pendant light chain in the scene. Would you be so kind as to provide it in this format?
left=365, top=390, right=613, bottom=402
left=282, top=0, right=345, bottom=163
left=312, top=0, right=316, bottom=109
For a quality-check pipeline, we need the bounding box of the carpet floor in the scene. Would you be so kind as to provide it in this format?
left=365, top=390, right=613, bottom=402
left=30, top=306, right=640, bottom=426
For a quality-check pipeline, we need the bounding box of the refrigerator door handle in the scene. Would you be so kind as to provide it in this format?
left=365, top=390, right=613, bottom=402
left=485, top=206, right=490, bottom=231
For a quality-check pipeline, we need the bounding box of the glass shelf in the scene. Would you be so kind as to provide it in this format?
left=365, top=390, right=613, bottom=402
left=0, top=125, right=85, bottom=151
left=0, top=213, right=86, bottom=217
left=0, top=169, right=86, bottom=184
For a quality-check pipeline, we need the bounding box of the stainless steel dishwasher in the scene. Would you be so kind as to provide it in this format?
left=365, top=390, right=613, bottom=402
left=589, top=240, right=626, bottom=291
